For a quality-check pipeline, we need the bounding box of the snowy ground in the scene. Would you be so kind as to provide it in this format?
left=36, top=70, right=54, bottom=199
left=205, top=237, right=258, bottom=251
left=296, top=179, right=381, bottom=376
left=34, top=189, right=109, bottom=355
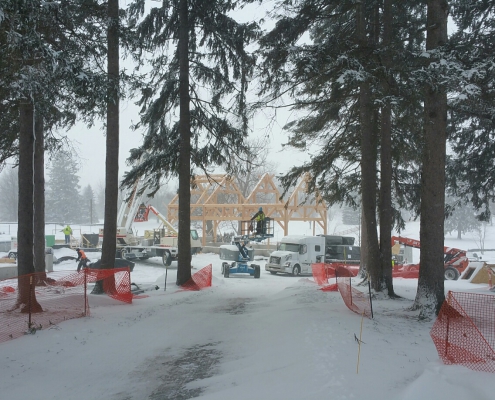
left=0, top=249, right=494, bottom=399
left=1, top=219, right=495, bottom=399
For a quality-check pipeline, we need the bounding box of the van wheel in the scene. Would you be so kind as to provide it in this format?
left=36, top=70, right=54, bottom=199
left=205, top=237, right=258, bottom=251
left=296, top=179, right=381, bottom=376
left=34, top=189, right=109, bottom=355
left=254, top=265, right=260, bottom=279
left=292, top=265, right=301, bottom=276
left=270, top=271, right=277, bottom=275
left=224, top=264, right=230, bottom=278
left=444, top=267, right=459, bottom=280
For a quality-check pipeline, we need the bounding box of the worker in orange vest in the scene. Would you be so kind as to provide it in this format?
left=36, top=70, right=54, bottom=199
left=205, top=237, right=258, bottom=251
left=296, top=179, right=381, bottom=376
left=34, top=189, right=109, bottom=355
left=76, top=248, right=89, bottom=272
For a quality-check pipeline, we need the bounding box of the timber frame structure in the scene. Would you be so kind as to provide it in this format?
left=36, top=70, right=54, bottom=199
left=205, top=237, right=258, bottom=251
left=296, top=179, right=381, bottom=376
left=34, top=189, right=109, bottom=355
left=166, top=173, right=328, bottom=246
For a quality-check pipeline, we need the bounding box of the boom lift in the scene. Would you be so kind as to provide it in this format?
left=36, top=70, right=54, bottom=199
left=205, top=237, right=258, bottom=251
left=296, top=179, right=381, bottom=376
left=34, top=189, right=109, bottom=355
left=220, top=218, right=275, bottom=279
left=391, top=236, right=469, bottom=280
left=100, top=180, right=202, bottom=265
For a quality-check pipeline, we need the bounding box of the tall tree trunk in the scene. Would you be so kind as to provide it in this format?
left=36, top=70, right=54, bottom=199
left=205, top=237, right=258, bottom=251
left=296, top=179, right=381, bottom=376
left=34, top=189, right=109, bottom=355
left=176, top=0, right=192, bottom=286
left=33, top=110, right=47, bottom=282
left=95, top=0, right=119, bottom=292
left=357, top=0, right=381, bottom=290
left=359, top=207, right=368, bottom=277
left=17, top=100, right=42, bottom=312
left=379, top=0, right=396, bottom=297
left=414, top=0, right=448, bottom=318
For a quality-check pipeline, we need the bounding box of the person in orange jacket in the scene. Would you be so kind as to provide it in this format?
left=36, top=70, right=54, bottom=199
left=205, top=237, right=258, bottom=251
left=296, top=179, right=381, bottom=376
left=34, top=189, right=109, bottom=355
left=76, top=248, right=89, bottom=272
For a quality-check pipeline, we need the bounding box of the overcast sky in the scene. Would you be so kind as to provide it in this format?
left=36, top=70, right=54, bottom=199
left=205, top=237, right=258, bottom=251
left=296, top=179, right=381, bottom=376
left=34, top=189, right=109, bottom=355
left=66, top=93, right=312, bottom=190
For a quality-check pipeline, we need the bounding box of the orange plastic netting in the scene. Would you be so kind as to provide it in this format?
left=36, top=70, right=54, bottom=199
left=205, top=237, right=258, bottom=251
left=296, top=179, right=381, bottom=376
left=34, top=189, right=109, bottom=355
left=392, top=264, right=419, bottom=279
left=0, top=268, right=132, bottom=344
left=311, top=263, right=359, bottom=287
left=311, top=263, right=372, bottom=317
left=430, top=291, right=495, bottom=373
left=179, top=264, right=212, bottom=291
left=337, top=276, right=372, bottom=318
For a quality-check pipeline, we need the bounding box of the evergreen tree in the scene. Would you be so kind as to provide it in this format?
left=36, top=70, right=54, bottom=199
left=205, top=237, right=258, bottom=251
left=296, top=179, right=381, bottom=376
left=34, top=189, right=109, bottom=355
left=413, top=0, right=449, bottom=319
left=0, top=0, right=122, bottom=308
left=98, top=0, right=120, bottom=278
left=94, top=180, right=106, bottom=221
left=124, top=0, right=260, bottom=285
left=257, top=0, right=425, bottom=296
left=80, top=185, right=99, bottom=224
left=45, top=152, right=82, bottom=224
left=17, top=99, right=42, bottom=311
left=444, top=196, right=480, bottom=239
left=445, top=1, right=495, bottom=220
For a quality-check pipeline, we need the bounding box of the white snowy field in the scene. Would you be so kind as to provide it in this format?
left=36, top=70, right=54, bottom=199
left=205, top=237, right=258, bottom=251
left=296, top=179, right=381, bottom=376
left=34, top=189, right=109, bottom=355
left=1, top=217, right=495, bottom=400
left=0, top=243, right=494, bottom=400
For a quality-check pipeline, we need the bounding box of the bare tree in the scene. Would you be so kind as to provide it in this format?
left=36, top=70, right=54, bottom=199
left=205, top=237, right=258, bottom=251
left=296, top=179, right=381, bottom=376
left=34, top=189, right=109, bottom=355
left=474, top=223, right=487, bottom=256
left=234, top=137, right=277, bottom=199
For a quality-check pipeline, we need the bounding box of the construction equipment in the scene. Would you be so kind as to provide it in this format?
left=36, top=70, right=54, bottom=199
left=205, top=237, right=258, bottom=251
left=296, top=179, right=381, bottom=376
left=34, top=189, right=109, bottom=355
left=100, top=179, right=202, bottom=266
left=219, top=218, right=275, bottom=278
left=391, top=236, right=469, bottom=280
left=118, top=204, right=202, bottom=266
left=238, top=217, right=275, bottom=243
left=220, top=236, right=261, bottom=279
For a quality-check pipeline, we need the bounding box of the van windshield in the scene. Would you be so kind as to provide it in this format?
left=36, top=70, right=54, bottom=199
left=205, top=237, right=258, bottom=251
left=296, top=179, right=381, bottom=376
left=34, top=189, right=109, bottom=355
left=190, top=230, right=199, bottom=240
left=278, top=243, right=300, bottom=253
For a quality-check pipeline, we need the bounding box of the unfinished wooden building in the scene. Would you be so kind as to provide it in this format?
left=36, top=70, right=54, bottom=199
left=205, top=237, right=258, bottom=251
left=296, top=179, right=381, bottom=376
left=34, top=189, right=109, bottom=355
left=166, top=173, right=328, bottom=246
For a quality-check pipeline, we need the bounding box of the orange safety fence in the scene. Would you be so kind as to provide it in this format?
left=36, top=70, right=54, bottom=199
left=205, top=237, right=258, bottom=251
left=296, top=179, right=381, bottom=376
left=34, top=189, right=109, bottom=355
left=337, top=275, right=373, bottom=318
left=313, top=262, right=420, bottom=281
left=62, top=267, right=133, bottom=305
left=392, top=264, right=419, bottom=279
left=179, top=264, right=213, bottom=291
left=311, top=263, right=372, bottom=317
left=0, top=268, right=132, bottom=344
left=430, top=291, right=495, bottom=373
left=311, top=263, right=359, bottom=288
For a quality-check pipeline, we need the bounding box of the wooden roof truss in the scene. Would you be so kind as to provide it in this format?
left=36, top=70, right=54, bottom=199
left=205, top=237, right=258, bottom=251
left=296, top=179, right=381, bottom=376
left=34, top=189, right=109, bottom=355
left=167, top=173, right=327, bottom=245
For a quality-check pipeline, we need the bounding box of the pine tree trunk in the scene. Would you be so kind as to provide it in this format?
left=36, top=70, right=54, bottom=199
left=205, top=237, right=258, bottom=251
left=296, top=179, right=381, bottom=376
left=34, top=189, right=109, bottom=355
left=176, top=0, right=193, bottom=286
left=33, top=111, right=47, bottom=281
left=95, top=0, right=119, bottom=293
left=379, top=0, right=396, bottom=297
left=357, top=1, right=381, bottom=291
left=414, top=0, right=448, bottom=318
left=359, top=207, right=368, bottom=277
left=380, top=102, right=395, bottom=295
left=17, top=100, right=42, bottom=312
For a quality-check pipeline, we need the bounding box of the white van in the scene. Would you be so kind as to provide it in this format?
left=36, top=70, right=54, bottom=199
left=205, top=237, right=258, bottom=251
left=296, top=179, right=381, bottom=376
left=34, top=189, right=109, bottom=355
left=265, top=235, right=325, bottom=276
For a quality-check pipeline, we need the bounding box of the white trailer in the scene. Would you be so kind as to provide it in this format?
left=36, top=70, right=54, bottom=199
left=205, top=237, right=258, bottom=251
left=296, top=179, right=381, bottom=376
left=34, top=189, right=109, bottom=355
left=265, top=235, right=326, bottom=276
